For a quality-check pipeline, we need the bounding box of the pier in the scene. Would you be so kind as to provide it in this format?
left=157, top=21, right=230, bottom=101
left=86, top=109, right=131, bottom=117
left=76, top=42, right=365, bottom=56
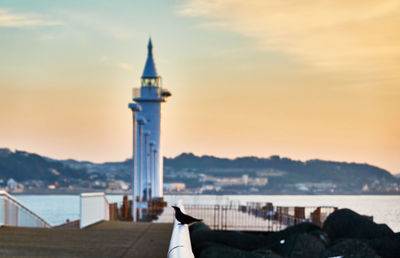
left=0, top=221, right=172, bottom=258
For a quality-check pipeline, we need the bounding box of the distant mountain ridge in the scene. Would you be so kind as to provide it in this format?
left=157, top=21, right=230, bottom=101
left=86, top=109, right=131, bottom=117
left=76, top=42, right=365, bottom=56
left=0, top=148, right=88, bottom=183
left=164, top=153, right=398, bottom=193
left=165, top=153, right=395, bottom=181
left=0, top=148, right=398, bottom=194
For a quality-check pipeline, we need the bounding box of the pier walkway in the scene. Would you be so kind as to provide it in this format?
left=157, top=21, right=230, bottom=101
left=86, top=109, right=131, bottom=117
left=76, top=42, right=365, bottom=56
left=0, top=221, right=173, bottom=258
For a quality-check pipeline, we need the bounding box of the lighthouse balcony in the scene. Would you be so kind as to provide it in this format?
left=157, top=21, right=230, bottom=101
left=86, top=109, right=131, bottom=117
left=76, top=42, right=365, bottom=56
left=132, top=87, right=171, bottom=102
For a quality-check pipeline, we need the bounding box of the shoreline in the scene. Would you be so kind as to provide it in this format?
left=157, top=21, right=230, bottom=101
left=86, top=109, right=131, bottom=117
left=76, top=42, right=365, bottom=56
left=8, top=191, right=400, bottom=196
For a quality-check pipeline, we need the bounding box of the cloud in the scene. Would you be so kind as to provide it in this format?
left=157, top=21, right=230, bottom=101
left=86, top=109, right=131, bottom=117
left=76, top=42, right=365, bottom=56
left=59, top=11, right=134, bottom=40
left=100, top=56, right=134, bottom=71
left=0, top=8, right=62, bottom=27
left=178, top=0, right=400, bottom=86
left=116, top=62, right=134, bottom=71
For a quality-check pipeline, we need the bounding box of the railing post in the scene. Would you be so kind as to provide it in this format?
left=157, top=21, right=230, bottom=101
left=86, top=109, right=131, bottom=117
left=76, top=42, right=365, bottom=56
left=295, top=207, right=305, bottom=225
left=311, top=207, right=322, bottom=227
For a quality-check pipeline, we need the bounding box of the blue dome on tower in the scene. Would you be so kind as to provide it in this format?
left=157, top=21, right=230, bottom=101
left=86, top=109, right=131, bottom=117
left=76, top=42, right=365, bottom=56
left=142, top=38, right=159, bottom=79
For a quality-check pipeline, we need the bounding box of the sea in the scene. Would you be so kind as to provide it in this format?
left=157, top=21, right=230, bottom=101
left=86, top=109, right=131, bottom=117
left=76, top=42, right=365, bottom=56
left=14, top=194, right=400, bottom=232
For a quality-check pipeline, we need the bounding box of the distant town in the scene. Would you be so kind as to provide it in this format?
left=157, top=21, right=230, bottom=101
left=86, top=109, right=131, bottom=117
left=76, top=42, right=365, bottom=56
left=1, top=148, right=399, bottom=195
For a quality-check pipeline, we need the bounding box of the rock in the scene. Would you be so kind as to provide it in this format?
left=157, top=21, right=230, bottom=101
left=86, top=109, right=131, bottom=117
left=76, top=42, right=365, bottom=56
left=189, top=221, right=211, bottom=234
left=321, top=239, right=381, bottom=258
left=191, top=231, right=282, bottom=258
left=190, top=223, right=269, bottom=253
left=396, top=232, right=400, bottom=241
left=278, top=222, right=321, bottom=238
left=253, top=247, right=283, bottom=258
left=264, top=231, right=327, bottom=258
left=255, top=229, right=327, bottom=257
left=199, top=244, right=265, bottom=258
left=258, top=222, right=321, bottom=255
left=289, top=233, right=326, bottom=258
left=264, top=222, right=321, bottom=245
left=323, top=209, right=394, bottom=241
left=366, top=237, right=400, bottom=258
left=308, top=230, right=330, bottom=247
left=193, top=241, right=224, bottom=258
left=190, top=222, right=326, bottom=257
left=190, top=218, right=397, bottom=258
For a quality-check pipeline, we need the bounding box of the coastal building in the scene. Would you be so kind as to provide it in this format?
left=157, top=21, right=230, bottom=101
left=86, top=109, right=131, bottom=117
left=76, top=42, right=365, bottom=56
left=129, top=39, right=171, bottom=219
left=164, top=182, right=186, bottom=193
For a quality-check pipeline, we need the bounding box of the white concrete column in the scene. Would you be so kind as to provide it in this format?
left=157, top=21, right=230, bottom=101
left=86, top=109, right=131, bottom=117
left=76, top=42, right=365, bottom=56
left=149, top=142, right=154, bottom=199
left=137, top=118, right=146, bottom=202
left=153, top=149, right=159, bottom=197
left=144, top=131, right=151, bottom=201
left=128, top=103, right=141, bottom=222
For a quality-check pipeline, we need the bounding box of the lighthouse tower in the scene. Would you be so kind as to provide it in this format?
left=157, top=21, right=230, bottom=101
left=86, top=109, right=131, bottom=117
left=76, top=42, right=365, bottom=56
left=129, top=39, right=171, bottom=208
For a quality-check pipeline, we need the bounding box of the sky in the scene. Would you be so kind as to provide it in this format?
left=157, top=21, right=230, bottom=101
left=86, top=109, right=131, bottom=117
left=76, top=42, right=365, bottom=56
left=0, top=0, right=399, bottom=174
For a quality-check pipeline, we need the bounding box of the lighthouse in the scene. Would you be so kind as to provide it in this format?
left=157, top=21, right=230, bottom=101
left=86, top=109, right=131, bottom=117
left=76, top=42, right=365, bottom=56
left=129, top=39, right=171, bottom=218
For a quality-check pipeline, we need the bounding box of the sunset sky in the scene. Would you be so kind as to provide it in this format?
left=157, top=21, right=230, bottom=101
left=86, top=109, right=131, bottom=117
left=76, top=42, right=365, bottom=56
left=1, top=0, right=399, bottom=174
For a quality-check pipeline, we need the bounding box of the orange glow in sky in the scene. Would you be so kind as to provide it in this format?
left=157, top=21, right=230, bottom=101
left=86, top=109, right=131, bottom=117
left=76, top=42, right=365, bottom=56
left=0, top=1, right=399, bottom=174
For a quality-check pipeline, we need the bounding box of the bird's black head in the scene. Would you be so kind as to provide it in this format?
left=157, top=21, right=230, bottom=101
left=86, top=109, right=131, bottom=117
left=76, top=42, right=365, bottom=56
left=171, top=206, right=180, bottom=211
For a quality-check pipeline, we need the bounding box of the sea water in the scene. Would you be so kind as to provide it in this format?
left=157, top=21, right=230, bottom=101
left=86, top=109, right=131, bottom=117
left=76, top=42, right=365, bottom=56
left=14, top=194, right=400, bottom=232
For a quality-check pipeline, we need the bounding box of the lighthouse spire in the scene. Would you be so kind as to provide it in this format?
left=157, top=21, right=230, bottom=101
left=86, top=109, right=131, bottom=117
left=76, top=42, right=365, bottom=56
left=142, top=38, right=159, bottom=79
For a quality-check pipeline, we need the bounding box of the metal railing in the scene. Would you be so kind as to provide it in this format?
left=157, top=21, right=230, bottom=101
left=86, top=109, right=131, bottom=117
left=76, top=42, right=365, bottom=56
left=0, top=190, right=51, bottom=228
left=166, top=201, right=337, bottom=257
left=168, top=201, right=195, bottom=258
left=80, top=192, right=110, bottom=228
left=183, top=202, right=337, bottom=231
left=132, top=87, right=170, bottom=100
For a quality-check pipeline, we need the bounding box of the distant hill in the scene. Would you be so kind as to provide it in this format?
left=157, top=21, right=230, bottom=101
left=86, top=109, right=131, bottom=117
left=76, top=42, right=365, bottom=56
left=0, top=148, right=397, bottom=194
left=164, top=153, right=398, bottom=193
left=0, top=148, right=88, bottom=182
left=165, top=153, right=395, bottom=178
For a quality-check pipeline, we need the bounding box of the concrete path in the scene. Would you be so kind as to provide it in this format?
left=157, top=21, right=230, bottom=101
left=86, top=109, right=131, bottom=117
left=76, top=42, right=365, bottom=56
left=0, top=221, right=173, bottom=258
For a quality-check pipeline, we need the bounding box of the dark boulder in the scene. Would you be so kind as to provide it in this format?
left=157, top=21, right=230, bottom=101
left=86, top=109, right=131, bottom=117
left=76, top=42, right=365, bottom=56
left=323, top=209, right=394, bottom=241
left=199, top=244, right=265, bottom=258
left=252, top=224, right=327, bottom=257
left=190, top=222, right=324, bottom=257
left=194, top=241, right=226, bottom=258
left=396, top=232, right=400, bottom=241
left=264, top=231, right=327, bottom=258
left=321, top=238, right=381, bottom=258
left=189, top=223, right=269, bottom=253
left=366, top=237, right=400, bottom=258
left=308, top=230, right=330, bottom=247
left=253, top=247, right=283, bottom=258
left=189, top=221, right=211, bottom=234
left=194, top=241, right=282, bottom=258
left=264, top=222, right=321, bottom=245
left=288, top=233, right=326, bottom=258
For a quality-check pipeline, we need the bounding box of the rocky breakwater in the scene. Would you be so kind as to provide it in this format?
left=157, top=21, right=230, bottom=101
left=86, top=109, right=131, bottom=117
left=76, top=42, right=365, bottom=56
left=189, top=209, right=399, bottom=258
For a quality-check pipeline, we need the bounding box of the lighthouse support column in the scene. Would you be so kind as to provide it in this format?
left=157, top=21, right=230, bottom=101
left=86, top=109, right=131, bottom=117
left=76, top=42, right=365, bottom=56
left=149, top=142, right=154, bottom=199
left=144, top=132, right=150, bottom=201
left=137, top=119, right=146, bottom=203
left=128, top=103, right=141, bottom=222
